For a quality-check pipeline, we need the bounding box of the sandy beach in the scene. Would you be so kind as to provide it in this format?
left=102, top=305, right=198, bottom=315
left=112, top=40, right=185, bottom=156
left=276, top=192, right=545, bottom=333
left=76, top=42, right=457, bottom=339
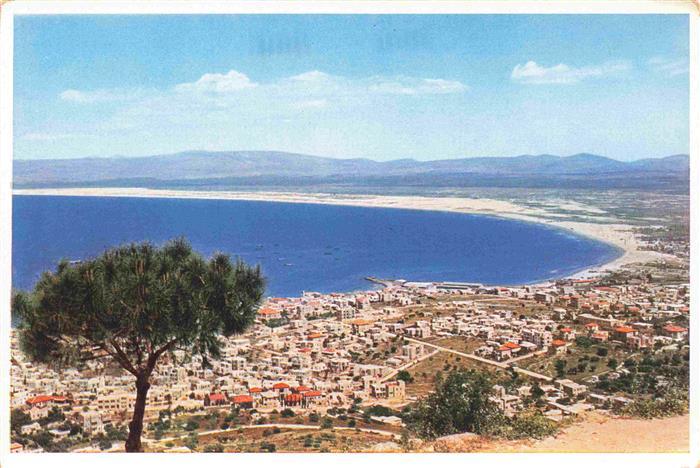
left=13, top=187, right=670, bottom=278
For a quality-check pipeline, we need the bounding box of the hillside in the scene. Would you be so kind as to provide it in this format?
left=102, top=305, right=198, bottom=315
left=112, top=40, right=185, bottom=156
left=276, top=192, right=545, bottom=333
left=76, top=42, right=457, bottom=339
left=13, top=151, right=689, bottom=192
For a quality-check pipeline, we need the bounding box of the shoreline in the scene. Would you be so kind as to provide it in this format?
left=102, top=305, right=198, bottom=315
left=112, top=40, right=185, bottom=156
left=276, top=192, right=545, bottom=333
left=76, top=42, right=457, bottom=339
left=12, top=187, right=670, bottom=281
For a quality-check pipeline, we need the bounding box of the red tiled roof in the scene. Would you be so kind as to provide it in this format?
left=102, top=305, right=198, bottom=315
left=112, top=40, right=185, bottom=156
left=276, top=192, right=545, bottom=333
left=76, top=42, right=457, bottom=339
left=503, top=342, right=520, bottom=349
left=552, top=339, right=567, bottom=347
left=208, top=393, right=226, bottom=402
left=303, top=390, right=322, bottom=398
left=295, top=385, right=311, bottom=393
left=258, top=308, right=280, bottom=316
left=249, top=387, right=263, bottom=393
left=561, top=327, right=573, bottom=333
left=615, top=326, right=635, bottom=334
left=284, top=393, right=303, bottom=402
left=273, top=382, right=290, bottom=390
left=232, top=395, right=253, bottom=404
left=663, top=325, right=687, bottom=333
left=585, top=323, right=599, bottom=328
left=26, top=395, right=61, bottom=406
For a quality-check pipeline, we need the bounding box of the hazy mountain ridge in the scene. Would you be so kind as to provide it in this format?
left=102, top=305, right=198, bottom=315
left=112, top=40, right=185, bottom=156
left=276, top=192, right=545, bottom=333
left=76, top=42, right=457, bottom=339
left=14, top=151, right=689, bottom=186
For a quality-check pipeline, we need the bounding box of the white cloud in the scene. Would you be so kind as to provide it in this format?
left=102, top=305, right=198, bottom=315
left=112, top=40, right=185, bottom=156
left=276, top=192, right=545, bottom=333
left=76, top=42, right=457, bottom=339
left=648, top=57, right=688, bottom=77
left=56, top=69, right=468, bottom=134
left=511, top=60, right=630, bottom=85
left=289, top=70, right=333, bottom=83
left=174, top=69, right=258, bottom=93
left=367, top=76, right=467, bottom=95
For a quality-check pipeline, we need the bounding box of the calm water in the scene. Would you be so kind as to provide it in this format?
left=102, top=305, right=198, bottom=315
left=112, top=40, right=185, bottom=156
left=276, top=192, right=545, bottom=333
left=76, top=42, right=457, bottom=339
left=12, top=195, right=621, bottom=297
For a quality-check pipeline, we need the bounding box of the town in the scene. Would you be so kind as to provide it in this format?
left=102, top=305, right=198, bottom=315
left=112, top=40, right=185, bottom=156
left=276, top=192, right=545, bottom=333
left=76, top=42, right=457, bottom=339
left=10, top=252, right=689, bottom=452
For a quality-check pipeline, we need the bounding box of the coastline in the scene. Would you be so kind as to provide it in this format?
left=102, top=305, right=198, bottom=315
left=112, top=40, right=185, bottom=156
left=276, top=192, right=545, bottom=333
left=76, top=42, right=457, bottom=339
left=12, top=187, right=671, bottom=280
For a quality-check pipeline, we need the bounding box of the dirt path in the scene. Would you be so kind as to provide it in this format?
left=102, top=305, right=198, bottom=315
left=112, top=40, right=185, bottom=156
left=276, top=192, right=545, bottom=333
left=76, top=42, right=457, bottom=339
left=490, top=412, right=689, bottom=453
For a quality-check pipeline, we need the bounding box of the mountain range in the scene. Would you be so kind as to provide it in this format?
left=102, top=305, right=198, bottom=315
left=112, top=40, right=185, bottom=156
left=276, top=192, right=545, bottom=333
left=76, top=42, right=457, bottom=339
left=13, top=151, right=689, bottom=192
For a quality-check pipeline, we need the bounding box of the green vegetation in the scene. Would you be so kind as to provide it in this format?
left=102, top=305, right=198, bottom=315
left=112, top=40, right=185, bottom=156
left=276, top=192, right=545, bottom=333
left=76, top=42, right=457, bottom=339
left=617, top=388, right=688, bottom=419
left=12, top=238, right=266, bottom=452
left=404, top=369, right=558, bottom=441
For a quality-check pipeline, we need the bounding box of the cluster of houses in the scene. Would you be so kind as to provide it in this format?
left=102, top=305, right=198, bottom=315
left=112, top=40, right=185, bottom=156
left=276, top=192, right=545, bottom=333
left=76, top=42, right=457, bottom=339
left=10, top=269, right=689, bottom=452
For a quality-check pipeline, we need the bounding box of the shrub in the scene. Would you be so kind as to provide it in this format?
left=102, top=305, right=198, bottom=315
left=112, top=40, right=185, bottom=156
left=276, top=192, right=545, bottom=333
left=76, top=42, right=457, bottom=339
left=203, top=443, right=224, bottom=452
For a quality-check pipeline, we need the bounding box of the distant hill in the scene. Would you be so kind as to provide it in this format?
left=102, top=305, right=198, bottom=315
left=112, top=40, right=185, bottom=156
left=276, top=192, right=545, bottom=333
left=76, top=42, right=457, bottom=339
left=13, top=151, right=689, bottom=192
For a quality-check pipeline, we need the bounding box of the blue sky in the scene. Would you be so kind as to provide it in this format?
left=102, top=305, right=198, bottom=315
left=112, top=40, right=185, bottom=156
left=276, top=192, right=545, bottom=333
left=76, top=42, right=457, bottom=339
left=14, top=14, right=689, bottom=161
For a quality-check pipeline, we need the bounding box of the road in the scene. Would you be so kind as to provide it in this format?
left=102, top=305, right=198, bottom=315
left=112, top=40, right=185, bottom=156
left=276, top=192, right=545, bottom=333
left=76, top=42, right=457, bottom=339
left=380, top=349, right=440, bottom=382
left=402, top=336, right=552, bottom=382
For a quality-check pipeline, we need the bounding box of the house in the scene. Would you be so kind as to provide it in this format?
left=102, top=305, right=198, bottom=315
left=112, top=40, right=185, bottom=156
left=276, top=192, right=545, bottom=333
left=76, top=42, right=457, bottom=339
left=258, top=308, right=282, bottom=321
left=591, top=331, right=609, bottom=343
left=550, top=339, right=568, bottom=354
left=29, top=404, right=49, bottom=421
left=555, top=379, right=588, bottom=398
left=350, top=319, right=374, bottom=335
left=20, top=422, right=41, bottom=435
left=231, top=395, right=254, bottom=409
left=662, top=324, right=688, bottom=341
left=79, top=411, right=104, bottom=435
left=496, top=342, right=521, bottom=360
left=205, top=393, right=228, bottom=406
left=612, top=326, right=635, bottom=342
left=559, top=327, right=576, bottom=341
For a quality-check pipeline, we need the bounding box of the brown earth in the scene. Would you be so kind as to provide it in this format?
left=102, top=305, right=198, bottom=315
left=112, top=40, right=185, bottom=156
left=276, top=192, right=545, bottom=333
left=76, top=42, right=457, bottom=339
left=482, top=412, right=689, bottom=453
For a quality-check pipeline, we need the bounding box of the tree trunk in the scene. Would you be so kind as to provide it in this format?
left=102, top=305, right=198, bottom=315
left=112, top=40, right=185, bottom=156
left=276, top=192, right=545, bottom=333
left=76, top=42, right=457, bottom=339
left=125, top=373, right=151, bottom=452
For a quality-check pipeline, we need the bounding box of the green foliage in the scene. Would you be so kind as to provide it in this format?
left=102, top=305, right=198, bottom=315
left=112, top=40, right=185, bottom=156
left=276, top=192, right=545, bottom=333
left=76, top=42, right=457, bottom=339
left=260, top=442, right=276, bottom=452
left=185, top=434, right=198, bottom=450
left=13, top=238, right=265, bottom=369
left=575, top=336, right=593, bottom=348
left=320, top=417, right=334, bottom=429
left=203, top=443, right=225, bottom=452
left=406, top=370, right=559, bottom=441
left=396, top=370, right=414, bottom=383
left=617, top=388, right=688, bottom=419
left=10, top=409, right=31, bottom=433
left=280, top=408, right=295, bottom=418
left=489, top=412, right=558, bottom=440
left=405, top=370, right=500, bottom=439
left=364, top=405, right=395, bottom=417
left=554, top=359, right=566, bottom=378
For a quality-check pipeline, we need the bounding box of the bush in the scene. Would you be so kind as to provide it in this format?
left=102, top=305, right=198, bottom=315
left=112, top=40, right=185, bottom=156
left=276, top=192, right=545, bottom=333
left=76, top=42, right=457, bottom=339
left=203, top=443, right=224, bottom=452
left=320, top=417, right=333, bottom=429
left=490, top=412, right=559, bottom=440
left=260, top=442, right=276, bottom=452
left=280, top=408, right=295, bottom=418
left=618, top=389, right=688, bottom=419
left=405, top=370, right=500, bottom=439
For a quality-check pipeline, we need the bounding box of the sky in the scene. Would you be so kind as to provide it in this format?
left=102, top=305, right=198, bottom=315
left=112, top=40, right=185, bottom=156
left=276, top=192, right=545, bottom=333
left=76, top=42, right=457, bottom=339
left=13, top=14, right=689, bottom=161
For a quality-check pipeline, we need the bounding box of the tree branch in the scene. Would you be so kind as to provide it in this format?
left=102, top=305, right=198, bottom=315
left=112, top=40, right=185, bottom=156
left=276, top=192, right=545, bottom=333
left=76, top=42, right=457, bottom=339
left=106, top=340, right=139, bottom=376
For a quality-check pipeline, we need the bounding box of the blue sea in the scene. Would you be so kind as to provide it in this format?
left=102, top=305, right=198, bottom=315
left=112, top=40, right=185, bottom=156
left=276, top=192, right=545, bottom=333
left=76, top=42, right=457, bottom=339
left=12, top=195, right=622, bottom=297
